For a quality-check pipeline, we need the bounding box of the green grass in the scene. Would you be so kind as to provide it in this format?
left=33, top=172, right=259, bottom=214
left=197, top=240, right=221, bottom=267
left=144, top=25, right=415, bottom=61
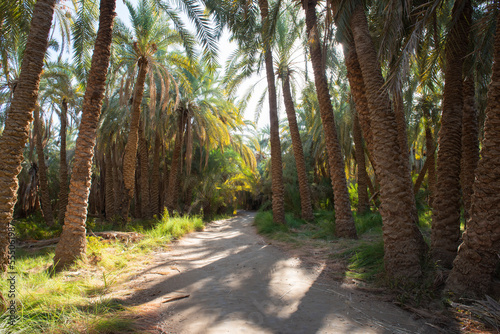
left=254, top=211, right=287, bottom=234
left=355, top=211, right=383, bottom=234
left=341, top=240, right=385, bottom=281
left=1, top=212, right=206, bottom=333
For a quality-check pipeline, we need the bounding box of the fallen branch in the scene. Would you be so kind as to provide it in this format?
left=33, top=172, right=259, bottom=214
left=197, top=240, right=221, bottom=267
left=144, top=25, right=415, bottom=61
left=162, top=293, right=190, bottom=303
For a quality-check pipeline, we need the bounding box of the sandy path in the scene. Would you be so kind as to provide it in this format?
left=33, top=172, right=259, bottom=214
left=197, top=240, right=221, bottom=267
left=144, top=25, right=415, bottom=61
left=122, top=211, right=441, bottom=333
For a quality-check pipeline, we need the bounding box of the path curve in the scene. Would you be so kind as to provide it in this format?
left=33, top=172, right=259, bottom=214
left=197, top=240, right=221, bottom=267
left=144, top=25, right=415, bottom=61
left=122, top=211, right=439, bottom=333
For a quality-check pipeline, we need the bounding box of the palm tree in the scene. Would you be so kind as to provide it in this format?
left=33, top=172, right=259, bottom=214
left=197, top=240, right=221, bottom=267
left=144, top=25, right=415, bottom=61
left=39, top=62, right=83, bottom=224
left=348, top=4, right=425, bottom=279
left=352, top=112, right=369, bottom=214
left=275, top=13, right=314, bottom=221
left=301, top=0, right=356, bottom=238
left=113, top=0, right=191, bottom=220
left=431, top=0, right=472, bottom=269
left=53, top=0, right=116, bottom=270
left=0, top=0, right=56, bottom=272
left=205, top=0, right=285, bottom=223
left=33, top=105, right=54, bottom=226
left=165, top=106, right=187, bottom=212
left=446, top=7, right=500, bottom=298
left=460, top=76, right=479, bottom=223
left=258, top=0, right=285, bottom=224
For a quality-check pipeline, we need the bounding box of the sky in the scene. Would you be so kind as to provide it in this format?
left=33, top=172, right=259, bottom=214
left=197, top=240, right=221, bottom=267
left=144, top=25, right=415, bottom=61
left=51, top=0, right=315, bottom=132
left=114, top=0, right=271, bottom=130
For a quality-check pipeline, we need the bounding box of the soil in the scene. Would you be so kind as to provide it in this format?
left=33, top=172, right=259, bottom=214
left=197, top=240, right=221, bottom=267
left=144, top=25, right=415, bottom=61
left=113, top=211, right=453, bottom=333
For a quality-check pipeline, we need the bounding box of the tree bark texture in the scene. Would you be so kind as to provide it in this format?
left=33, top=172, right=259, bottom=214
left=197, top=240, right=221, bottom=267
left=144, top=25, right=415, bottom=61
left=431, top=0, right=471, bottom=268
left=350, top=5, right=425, bottom=279
left=53, top=0, right=116, bottom=270
left=258, top=0, right=285, bottom=224
left=151, top=131, right=161, bottom=216
left=460, top=77, right=479, bottom=223
left=138, top=120, right=151, bottom=218
left=0, top=0, right=56, bottom=272
left=58, top=99, right=69, bottom=224
left=120, top=59, right=149, bottom=221
left=413, top=144, right=436, bottom=195
left=34, top=106, right=54, bottom=226
left=446, top=10, right=500, bottom=297
left=282, top=73, right=314, bottom=221
left=423, top=106, right=436, bottom=206
left=105, top=147, right=115, bottom=219
left=303, top=0, right=357, bottom=238
left=165, top=110, right=186, bottom=213
left=353, top=113, right=370, bottom=214
left=112, top=143, right=122, bottom=214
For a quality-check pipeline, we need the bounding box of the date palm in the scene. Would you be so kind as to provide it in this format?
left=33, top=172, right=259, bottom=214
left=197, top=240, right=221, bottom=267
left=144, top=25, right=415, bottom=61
left=206, top=0, right=285, bottom=223
left=275, top=12, right=314, bottom=221
left=33, top=105, right=54, bottom=226
left=302, top=0, right=356, bottom=238
left=39, top=62, right=83, bottom=224
left=431, top=0, right=472, bottom=268
left=53, top=0, right=116, bottom=270
left=0, top=0, right=56, bottom=272
left=446, top=6, right=500, bottom=298
left=347, top=4, right=426, bottom=279
left=112, top=0, right=192, bottom=220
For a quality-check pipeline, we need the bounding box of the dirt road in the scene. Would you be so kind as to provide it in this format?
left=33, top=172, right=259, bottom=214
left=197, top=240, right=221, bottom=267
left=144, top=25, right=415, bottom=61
left=121, top=211, right=442, bottom=333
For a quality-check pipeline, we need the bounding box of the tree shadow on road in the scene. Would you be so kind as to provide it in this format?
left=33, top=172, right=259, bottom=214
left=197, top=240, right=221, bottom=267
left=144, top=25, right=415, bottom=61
left=116, top=212, right=446, bottom=333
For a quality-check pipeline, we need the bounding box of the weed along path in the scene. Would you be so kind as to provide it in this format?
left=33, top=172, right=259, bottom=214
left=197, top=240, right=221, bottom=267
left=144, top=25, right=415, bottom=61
left=119, top=211, right=438, bottom=333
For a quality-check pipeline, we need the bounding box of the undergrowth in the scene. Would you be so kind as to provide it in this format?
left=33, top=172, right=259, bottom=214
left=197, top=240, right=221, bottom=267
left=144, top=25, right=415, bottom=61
left=0, top=210, right=205, bottom=333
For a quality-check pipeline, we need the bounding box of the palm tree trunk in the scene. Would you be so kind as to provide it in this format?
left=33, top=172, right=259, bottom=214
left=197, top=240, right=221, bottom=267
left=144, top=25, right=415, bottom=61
left=120, top=59, right=149, bottom=221
left=423, top=106, right=436, bottom=206
left=53, top=0, right=116, bottom=270
left=344, top=43, right=374, bottom=157
left=446, top=10, right=500, bottom=298
left=393, top=92, right=415, bottom=215
left=431, top=0, right=471, bottom=268
left=34, top=106, right=54, bottom=226
left=413, top=144, right=436, bottom=195
left=303, top=0, right=356, bottom=238
left=0, top=0, right=56, bottom=272
left=138, top=120, right=151, bottom=218
left=151, top=131, right=161, bottom=216
left=393, top=92, right=410, bottom=166
left=258, top=0, right=285, bottom=224
left=58, top=99, right=69, bottom=224
left=105, top=147, right=115, bottom=219
left=350, top=4, right=425, bottom=279
left=353, top=113, right=369, bottom=214
left=165, top=109, right=186, bottom=213
left=112, top=143, right=122, bottom=214
left=282, top=73, right=314, bottom=221
left=460, top=77, right=479, bottom=223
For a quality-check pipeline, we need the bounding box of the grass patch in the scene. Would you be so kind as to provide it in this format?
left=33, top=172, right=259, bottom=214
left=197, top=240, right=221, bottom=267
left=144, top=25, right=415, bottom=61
left=254, top=211, right=288, bottom=234
left=342, top=240, right=385, bottom=282
left=355, top=211, right=383, bottom=234
left=2, top=212, right=206, bottom=332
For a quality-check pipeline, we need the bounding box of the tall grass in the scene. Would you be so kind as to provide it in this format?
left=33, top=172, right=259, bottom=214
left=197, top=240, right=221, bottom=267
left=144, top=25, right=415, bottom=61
left=1, top=213, right=205, bottom=333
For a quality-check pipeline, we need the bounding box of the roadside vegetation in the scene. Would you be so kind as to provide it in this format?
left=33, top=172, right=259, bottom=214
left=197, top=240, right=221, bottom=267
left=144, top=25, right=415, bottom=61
left=0, top=213, right=204, bottom=333
left=1, top=0, right=500, bottom=332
